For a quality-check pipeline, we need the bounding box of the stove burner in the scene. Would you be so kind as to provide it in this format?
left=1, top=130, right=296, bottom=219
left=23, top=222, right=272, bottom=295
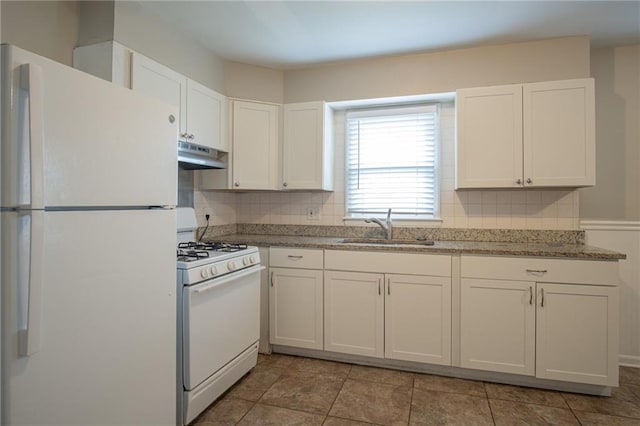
left=176, top=248, right=210, bottom=262
left=177, top=242, right=248, bottom=262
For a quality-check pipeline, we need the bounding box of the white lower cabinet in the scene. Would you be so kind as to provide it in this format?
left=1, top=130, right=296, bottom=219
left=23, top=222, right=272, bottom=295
left=324, top=271, right=385, bottom=358
left=269, top=248, right=324, bottom=350
left=460, top=256, right=619, bottom=387
left=385, top=274, right=451, bottom=364
left=460, top=278, right=535, bottom=375
left=323, top=250, right=452, bottom=364
left=536, top=283, right=618, bottom=386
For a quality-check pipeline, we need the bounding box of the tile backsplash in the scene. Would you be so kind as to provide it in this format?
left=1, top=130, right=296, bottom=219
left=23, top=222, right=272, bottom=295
left=195, top=102, right=580, bottom=230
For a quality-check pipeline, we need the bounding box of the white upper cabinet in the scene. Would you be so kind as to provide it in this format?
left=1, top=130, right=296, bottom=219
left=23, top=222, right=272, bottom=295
left=456, top=84, right=523, bottom=188
left=186, top=79, right=228, bottom=152
left=131, top=53, right=227, bottom=152
left=282, top=102, right=333, bottom=190
left=456, top=78, right=595, bottom=189
left=131, top=53, right=188, bottom=138
left=231, top=100, right=280, bottom=190
left=74, top=43, right=227, bottom=152
left=523, top=79, right=595, bottom=187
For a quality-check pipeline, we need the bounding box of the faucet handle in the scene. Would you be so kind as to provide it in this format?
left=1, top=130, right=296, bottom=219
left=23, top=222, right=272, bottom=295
left=386, top=208, right=392, bottom=223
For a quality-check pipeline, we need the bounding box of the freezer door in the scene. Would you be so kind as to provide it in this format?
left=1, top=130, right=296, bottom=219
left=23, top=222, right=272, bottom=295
left=1, top=209, right=176, bottom=425
left=1, top=45, right=177, bottom=209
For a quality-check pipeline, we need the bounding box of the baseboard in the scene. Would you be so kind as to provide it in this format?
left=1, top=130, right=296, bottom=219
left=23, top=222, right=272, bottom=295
left=620, top=354, right=640, bottom=368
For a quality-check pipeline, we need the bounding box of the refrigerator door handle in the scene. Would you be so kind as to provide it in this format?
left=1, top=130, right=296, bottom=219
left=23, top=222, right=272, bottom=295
left=18, top=210, right=45, bottom=356
left=19, top=63, right=45, bottom=210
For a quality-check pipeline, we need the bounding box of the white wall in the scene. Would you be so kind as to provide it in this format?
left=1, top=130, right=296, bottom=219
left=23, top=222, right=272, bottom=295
left=582, top=222, right=640, bottom=367
left=1, top=0, right=79, bottom=66
left=283, top=36, right=590, bottom=103
left=581, top=45, right=640, bottom=221
left=113, top=1, right=225, bottom=92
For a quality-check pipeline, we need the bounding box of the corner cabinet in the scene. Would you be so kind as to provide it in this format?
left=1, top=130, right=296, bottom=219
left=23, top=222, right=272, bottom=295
left=324, top=250, right=452, bottom=365
left=74, top=42, right=227, bottom=152
left=456, top=78, right=595, bottom=189
left=282, top=102, right=333, bottom=190
left=131, top=53, right=227, bottom=152
left=229, top=100, right=280, bottom=190
left=460, top=256, right=619, bottom=387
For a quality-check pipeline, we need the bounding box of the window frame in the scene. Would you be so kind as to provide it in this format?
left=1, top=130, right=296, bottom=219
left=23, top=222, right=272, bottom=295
left=344, top=103, right=441, bottom=221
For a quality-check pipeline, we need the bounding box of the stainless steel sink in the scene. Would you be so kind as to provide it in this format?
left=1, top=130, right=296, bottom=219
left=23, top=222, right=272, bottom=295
left=338, top=238, right=435, bottom=246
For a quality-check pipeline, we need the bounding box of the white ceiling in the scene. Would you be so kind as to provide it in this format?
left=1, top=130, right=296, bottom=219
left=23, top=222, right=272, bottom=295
left=140, top=1, right=640, bottom=70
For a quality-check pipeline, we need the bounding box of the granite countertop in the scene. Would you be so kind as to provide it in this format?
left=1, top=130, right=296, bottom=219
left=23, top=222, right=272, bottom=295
left=214, top=234, right=625, bottom=261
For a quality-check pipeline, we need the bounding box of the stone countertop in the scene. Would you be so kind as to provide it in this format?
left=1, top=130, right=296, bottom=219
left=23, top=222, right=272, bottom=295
left=215, top=234, right=626, bottom=260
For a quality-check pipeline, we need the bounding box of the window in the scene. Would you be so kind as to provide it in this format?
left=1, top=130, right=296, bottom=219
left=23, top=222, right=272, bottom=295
left=346, top=104, right=439, bottom=219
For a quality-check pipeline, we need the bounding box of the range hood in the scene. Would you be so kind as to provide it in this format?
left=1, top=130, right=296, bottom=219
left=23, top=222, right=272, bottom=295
left=178, top=141, right=225, bottom=170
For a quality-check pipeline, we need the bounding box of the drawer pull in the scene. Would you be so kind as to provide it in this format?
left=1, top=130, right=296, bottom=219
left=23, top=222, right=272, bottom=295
left=526, top=269, right=548, bottom=275
left=541, top=288, right=545, bottom=307
left=529, top=286, right=533, bottom=305
left=287, top=255, right=303, bottom=260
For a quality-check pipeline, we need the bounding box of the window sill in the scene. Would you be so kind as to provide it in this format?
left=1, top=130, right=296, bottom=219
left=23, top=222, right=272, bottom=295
left=342, top=216, right=443, bottom=228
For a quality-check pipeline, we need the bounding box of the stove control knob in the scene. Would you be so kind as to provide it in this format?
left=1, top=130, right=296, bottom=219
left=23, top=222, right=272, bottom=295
left=227, top=261, right=237, bottom=271
left=200, top=269, right=209, bottom=279
left=243, top=257, right=250, bottom=266
left=249, top=255, right=257, bottom=264
left=210, top=266, right=217, bottom=276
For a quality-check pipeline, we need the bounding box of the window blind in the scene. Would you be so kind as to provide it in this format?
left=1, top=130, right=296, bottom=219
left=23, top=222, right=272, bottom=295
left=346, top=105, right=438, bottom=217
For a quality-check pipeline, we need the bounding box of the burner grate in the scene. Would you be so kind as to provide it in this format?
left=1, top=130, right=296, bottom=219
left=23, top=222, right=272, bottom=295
left=177, top=248, right=210, bottom=262
left=178, top=241, right=248, bottom=253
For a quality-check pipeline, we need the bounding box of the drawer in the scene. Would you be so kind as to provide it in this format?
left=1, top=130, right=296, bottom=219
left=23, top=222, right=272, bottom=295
left=325, top=250, right=451, bottom=277
left=461, top=255, right=619, bottom=286
left=269, top=247, right=324, bottom=269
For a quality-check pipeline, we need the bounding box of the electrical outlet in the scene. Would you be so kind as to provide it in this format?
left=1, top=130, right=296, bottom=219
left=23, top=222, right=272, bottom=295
left=307, top=207, right=320, bottom=221
left=203, top=208, right=213, bottom=220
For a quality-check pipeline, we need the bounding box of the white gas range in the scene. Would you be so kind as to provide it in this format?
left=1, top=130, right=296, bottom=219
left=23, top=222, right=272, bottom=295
left=176, top=210, right=263, bottom=425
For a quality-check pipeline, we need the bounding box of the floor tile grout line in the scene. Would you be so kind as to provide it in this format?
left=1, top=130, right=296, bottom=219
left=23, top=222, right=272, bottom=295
left=326, top=365, right=352, bottom=419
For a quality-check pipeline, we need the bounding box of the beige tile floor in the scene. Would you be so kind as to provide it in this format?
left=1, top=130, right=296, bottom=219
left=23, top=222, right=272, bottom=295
left=192, top=354, right=640, bottom=426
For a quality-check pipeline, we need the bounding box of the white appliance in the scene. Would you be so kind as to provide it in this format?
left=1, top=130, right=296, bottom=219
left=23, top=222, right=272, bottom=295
left=176, top=208, right=262, bottom=425
left=0, top=45, right=178, bottom=425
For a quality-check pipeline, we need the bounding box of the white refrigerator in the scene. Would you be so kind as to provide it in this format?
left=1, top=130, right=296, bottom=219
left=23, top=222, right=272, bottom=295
left=1, top=45, right=178, bottom=425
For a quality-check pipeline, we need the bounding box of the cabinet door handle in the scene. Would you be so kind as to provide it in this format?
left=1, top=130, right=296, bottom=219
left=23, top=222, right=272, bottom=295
left=529, top=286, right=533, bottom=305
left=387, top=278, right=391, bottom=295
left=526, top=178, right=533, bottom=184
left=378, top=279, right=381, bottom=295
left=234, top=182, right=240, bottom=187
left=287, top=255, right=303, bottom=260
left=516, top=179, right=522, bottom=185
left=283, top=182, right=288, bottom=187
left=526, top=269, right=547, bottom=275
left=270, top=271, right=274, bottom=287
left=540, top=288, right=545, bottom=307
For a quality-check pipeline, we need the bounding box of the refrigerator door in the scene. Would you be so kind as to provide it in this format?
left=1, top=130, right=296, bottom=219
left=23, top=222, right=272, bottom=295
left=1, top=45, right=177, bottom=209
left=1, top=209, right=176, bottom=425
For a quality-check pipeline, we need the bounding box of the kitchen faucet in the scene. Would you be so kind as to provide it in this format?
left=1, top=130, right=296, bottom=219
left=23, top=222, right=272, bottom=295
left=365, top=208, right=393, bottom=240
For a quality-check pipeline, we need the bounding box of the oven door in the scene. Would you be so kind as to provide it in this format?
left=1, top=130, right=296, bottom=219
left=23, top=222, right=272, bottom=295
left=182, top=265, right=263, bottom=390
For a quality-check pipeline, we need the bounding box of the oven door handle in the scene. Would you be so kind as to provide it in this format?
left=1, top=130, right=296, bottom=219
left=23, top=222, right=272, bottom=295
left=192, top=266, right=265, bottom=294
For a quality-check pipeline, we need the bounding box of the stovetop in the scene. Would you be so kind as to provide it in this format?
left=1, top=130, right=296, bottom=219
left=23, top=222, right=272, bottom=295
left=177, top=241, right=249, bottom=263
left=176, top=241, right=259, bottom=274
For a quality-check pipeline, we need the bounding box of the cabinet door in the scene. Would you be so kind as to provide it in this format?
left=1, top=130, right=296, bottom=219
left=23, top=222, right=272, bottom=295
left=131, top=53, right=187, bottom=138
left=186, top=79, right=228, bottom=151
left=523, top=78, right=595, bottom=187
left=385, top=275, right=451, bottom=365
left=455, top=84, right=523, bottom=188
left=461, top=278, right=535, bottom=375
left=536, top=283, right=618, bottom=386
left=269, top=268, right=323, bottom=350
left=232, top=101, right=279, bottom=190
left=324, top=271, right=384, bottom=358
left=282, top=102, right=333, bottom=190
